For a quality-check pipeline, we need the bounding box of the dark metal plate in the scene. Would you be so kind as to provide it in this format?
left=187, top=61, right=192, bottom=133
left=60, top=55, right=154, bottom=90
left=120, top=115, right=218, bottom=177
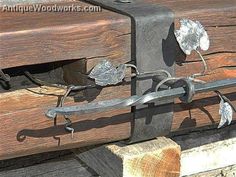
left=85, top=0, right=176, bottom=143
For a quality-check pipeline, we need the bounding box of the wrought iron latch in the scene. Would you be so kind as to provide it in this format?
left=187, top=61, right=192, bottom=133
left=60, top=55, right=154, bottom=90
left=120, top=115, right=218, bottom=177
left=43, top=1, right=236, bottom=143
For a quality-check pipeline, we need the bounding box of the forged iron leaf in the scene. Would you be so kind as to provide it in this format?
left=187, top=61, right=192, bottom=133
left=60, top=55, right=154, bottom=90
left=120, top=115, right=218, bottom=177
left=218, top=99, right=233, bottom=128
left=89, top=60, right=126, bottom=86
left=175, top=19, right=210, bottom=55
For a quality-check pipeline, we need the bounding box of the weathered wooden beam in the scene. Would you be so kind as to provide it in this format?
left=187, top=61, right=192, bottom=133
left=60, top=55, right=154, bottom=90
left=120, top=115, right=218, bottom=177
left=0, top=1, right=131, bottom=69
left=0, top=154, right=98, bottom=177
left=0, top=0, right=235, bottom=160
left=1, top=0, right=236, bottom=69
left=0, top=85, right=235, bottom=160
left=0, top=123, right=235, bottom=176
left=0, top=85, right=132, bottom=160
left=77, top=137, right=181, bottom=177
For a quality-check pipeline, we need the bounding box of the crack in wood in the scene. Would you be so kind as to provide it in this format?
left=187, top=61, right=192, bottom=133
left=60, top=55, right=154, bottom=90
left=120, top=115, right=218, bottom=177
left=203, top=51, right=236, bottom=57
left=115, top=32, right=131, bottom=37
left=205, top=24, right=236, bottom=28
left=86, top=55, right=113, bottom=60
left=218, top=65, right=236, bottom=69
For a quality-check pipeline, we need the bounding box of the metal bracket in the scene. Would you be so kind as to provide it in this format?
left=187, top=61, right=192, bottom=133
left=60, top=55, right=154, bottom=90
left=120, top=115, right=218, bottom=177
left=46, top=79, right=236, bottom=131
left=85, top=0, right=175, bottom=143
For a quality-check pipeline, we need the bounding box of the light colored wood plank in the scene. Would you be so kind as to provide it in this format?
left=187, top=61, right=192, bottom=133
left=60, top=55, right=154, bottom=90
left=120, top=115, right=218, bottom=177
left=188, top=165, right=236, bottom=177
left=172, top=123, right=236, bottom=150
left=77, top=137, right=181, bottom=177
left=180, top=138, right=236, bottom=176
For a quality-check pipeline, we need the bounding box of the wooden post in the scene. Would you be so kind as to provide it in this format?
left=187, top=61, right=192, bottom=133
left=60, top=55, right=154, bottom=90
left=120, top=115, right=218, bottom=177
left=77, top=137, right=181, bottom=177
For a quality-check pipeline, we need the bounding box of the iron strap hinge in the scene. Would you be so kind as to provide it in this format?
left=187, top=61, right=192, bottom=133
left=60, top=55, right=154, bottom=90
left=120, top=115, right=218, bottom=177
left=85, top=0, right=176, bottom=143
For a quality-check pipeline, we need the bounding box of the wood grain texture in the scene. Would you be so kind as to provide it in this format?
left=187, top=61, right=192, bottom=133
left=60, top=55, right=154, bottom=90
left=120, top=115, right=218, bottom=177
left=0, top=1, right=131, bottom=69
left=0, top=1, right=132, bottom=159
left=180, top=137, right=236, bottom=176
left=0, top=86, right=235, bottom=160
left=1, top=125, right=235, bottom=177
left=0, top=85, right=132, bottom=160
left=188, top=165, right=236, bottom=177
left=0, top=0, right=235, bottom=160
left=0, top=154, right=98, bottom=177
left=77, top=137, right=180, bottom=177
